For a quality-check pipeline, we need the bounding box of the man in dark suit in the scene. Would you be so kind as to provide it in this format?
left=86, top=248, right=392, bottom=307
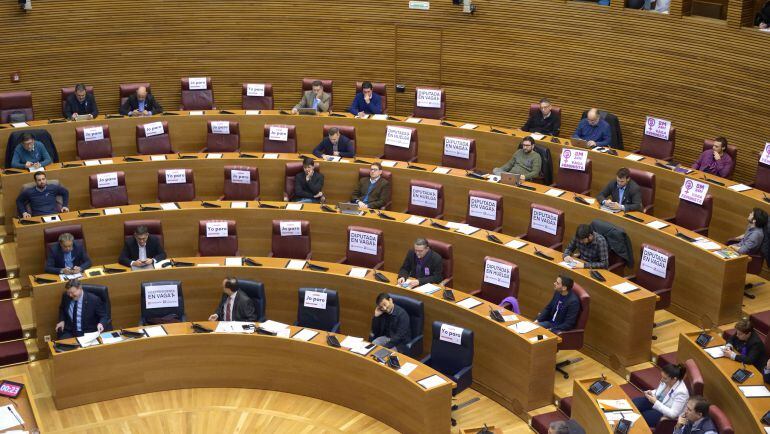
left=673, top=396, right=718, bottom=434
left=312, top=127, right=355, bottom=159
left=352, top=162, right=391, bottom=210
left=536, top=275, right=580, bottom=332
left=55, top=279, right=109, bottom=339
left=293, top=157, right=325, bottom=203
left=118, top=225, right=167, bottom=269
left=522, top=98, right=561, bottom=136
left=397, top=238, right=443, bottom=288
left=371, top=292, right=411, bottom=352
left=119, top=86, right=163, bottom=116
left=208, top=277, right=258, bottom=322
left=723, top=317, right=767, bottom=370
left=596, top=167, right=643, bottom=212
left=45, top=232, right=92, bottom=275
left=63, top=83, right=99, bottom=120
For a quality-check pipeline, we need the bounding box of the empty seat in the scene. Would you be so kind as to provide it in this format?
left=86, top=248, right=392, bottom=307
left=284, top=161, right=320, bottom=202
left=518, top=204, right=565, bottom=251
left=665, top=195, right=713, bottom=236
left=222, top=166, right=259, bottom=201
left=628, top=168, right=656, bottom=214
left=413, top=87, right=446, bottom=120
left=355, top=81, right=388, bottom=113
left=530, top=397, right=572, bottom=434
left=441, top=136, right=476, bottom=170
left=242, top=83, right=274, bottom=110
left=119, top=82, right=151, bottom=106
left=157, top=169, right=195, bottom=202
left=406, top=180, right=444, bottom=219
left=270, top=220, right=311, bottom=259
left=140, top=280, right=186, bottom=325
left=296, top=287, right=340, bottom=332
left=136, top=121, right=173, bottom=155
left=89, top=171, right=128, bottom=208
left=338, top=226, right=385, bottom=269
left=381, top=126, right=418, bottom=162
left=302, top=78, right=333, bottom=111
left=636, top=127, right=676, bottom=161
left=553, top=160, right=592, bottom=195
left=628, top=244, right=675, bottom=310
left=180, top=77, right=214, bottom=110
left=205, top=121, right=240, bottom=152
left=198, top=220, right=238, bottom=256
left=75, top=124, right=113, bottom=160
left=0, top=91, right=33, bottom=123
left=263, top=124, right=297, bottom=153
left=470, top=256, right=519, bottom=305
left=0, top=301, right=23, bottom=341
left=427, top=239, right=453, bottom=287
left=464, top=190, right=503, bottom=232
left=752, top=161, right=770, bottom=193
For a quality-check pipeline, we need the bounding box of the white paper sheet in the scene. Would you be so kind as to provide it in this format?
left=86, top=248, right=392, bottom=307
left=286, top=260, right=306, bottom=270
left=224, top=257, right=242, bottom=266
left=405, top=216, right=426, bottom=225
left=76, top=331, right=101, bottom=347
left=728, top=183, right=752, bottom=192
left=215, top=321, right=255, bottom=333
left=142, top=326, right=167, bottom=337
left=611, top=282, right=638, bottom=294
left=459, top=123, right=477, bottom=130
left=262, top=153, right=279, bottom=159
left=348, top=268, right=369, bottom=278
left=739, top=385, right=770, bottom=397
left=414, top=283, right=442, bottom=294
left=418, top=375, right=448, bottom=389
left=509, top=321, right=539, bottom=334
left=230, top=201, right=248, bottom=209
left=292, top=328, right=319, bottom=342
left=433, top=167, right=452, bottom=174
left=0, top=404, right=24, bottom=430
left=505, top=239, right=528, bottom=249
left=397, top=362, right=418, bottom=376
left=703, top=346, right=726, bottom=359
left=545, top=188, right=565, bottom=197
left=341, top=336, right=363, bottom=349
left=381, top=160, right=398, bottom=167
left=285, top=203, right=303, bottom=211
left=160, top=203, right=178, bottom=210
left=259, top=320, right=289, bottom=334
left=646, top=220, right=669, bottom=230
left=456, top=298, right=482, bottom=309
left=624, top=154, right=645, bottom=161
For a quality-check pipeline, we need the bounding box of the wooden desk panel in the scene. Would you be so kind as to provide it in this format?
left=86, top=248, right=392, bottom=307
left=572, top=378, right=652, bottom=433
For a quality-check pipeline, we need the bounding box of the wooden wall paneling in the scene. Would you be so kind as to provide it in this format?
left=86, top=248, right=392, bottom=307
left=395, top=25, right=443, bottom=117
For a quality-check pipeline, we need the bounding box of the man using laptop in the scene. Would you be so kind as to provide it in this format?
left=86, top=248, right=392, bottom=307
left=351, top=163, right=391, bottom=210
left=492, top=136, right=542, bottom=183
left=572, top=108, right=611, bottom=148
left=292, top=80, right=330, bottom=114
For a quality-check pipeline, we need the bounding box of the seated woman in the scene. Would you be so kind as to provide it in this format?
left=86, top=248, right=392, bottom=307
left=632, top=363, right=689, bottom=427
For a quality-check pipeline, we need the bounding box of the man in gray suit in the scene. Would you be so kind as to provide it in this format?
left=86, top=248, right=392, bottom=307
left=596, top=167, right=642, bottom=212
left=292, top=80, right=330, bottom=113
left=208, top=277, right=258, bottom=322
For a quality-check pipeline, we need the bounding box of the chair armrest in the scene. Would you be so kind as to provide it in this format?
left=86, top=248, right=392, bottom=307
left=726, top=238, right=740, bottom=245
left=642, top=204, right=654, bottom=215
left=336, top=257, right=348, bottom=264
left=663, top=216, right=675, bottom=223
left=372, top=261, right=385, bottom=270
left=407, top=156, right=418, bottom=163
left=420, top=354, right=431, bottom=364
left=654, top=417, right=676, bottom=434
left=607, top=261, right=625, bottom=274
left=435, top=213, right=445, bottom=220
left=305, top=252, right=313, bottom=260
left=515, top=233, right=527, bottom=239
left=624, top=274, right=637, bottom=281
left=580, top=189, right=591, bottom=196
left=440, top=277, right=453, bottom=287
left=452, top=365, right=473, bottom=383
left=492, top=225, right=503, bottom=232
left=330, top=323, right=340, bottom=334
left=200, top=147, right=208, bottom=153
left=549, top=242, right=563, bottom=251
left=377, top=153, right=385, bottom=160
left=693, top=227, right=709, bottom=236
left=468, top=289, right=482, bottom=296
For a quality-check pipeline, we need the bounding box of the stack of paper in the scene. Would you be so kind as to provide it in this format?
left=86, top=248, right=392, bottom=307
left=103, top=207, right=122, bottom=215
left=225, top=257, right=243, bottom=266
left=728, top=184, right=752, bottom=192
left=397, top=362, right=418, bottom=376
left=340, top=336, right=364, bottom=349
left=160, top=203, right=178, bottom=210
left=42, top=215, right=61, bottom=222
left=100, top=159, right=114, bottom=165
left=693, top=238, right=721, bottom=251
left=509, top=321, right=539, bottom=334
left=545, top=189, right=565, bottom=197
left=703, top=346, right=726, bottom=359
left=529, top=133, right=545, bottom=140
left=414, top=283, right=442, bottom=294
left=646, top=221, right=669, bottom=230
left=84, top=160, right=101, bottom=166
left=206, top=153, right=223, bottom=159
left=456, top=298, right=482, bottom=309
left=150, top=155, right=166, bottom=161
left=418, top=375, right=448, bottom=389
left=350, top=342, right=375, bottom=355
left=455, top=224, right=479, bottom=235
left=611, top=282, right=638, bottom=294
left=76, top=331, right=101, bottom=347
left=259, top=320, right=289, bottom=334
left=245, top=110, right=261, bottom=115
left=459, top=123, right=477, bottom=130
left=433, top=167, right=452, bottom=174
left=371, top=114, right=388, bottom=121
left=142, top=326, right=167, bottom=337
left=291, top=328, right=318, bottom=342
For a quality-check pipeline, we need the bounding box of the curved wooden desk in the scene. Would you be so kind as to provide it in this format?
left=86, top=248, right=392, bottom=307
left=38, top=258, right=556, bottom=414
left=677, top=332, right=770, bottom=434
left=48, top=322, right=453, bottom=433
left=572, top=378, right=652, bottom=433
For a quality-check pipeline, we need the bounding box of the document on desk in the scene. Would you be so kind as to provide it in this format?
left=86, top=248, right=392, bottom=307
left=76, top=331, right=101, bottom=347
left=154, top=259, right=172, bottom=269
left=189, top=111, right=204, bottom=116
left=604, top=411, right=641, bottom=423
left=404, top=215, right=426, bottom=225
left=397, top=362, right=418, bottom=376
left=456, top=298, right=482, bottom=309
left=646, top=220, right=669, bottom=230
left=291, top=328, right=318, bottom=342
left=59, top=273, right=83, bottom=282
left=405, top=117, right=421, bottom=124
left=529, top=133, right=545, bottom=140
left=259, top=320, right=289, bottom=334
left=230, top=201, right=248, bottom=209
left=215, top=321, right=255, bottom=333
left=459, top=123, right=477, bottom=130
left=611, top=282, right=639, bottom=294
left=348, top=267, right=369, bottom=278
left=245, top=110, right=261, bottom=115
left=624, top=154, right=645, bottom=161
left=505, top=239, right=528, bottom=249
left=103, top=207, right=122, bottom=215
left=42, top=215, right=61, bottom=222
left=509, top=321, right=539, bottom=334
left=285, top=203, right=303, bottom=211
left=286, top=260, right=306, bottom=270
left=100, top=331, right=125, bottom=344
left=100, top=159, right=114, bottom=165
left=0, top=404, right=23, bottom=430
left=84, top=159, right=101, bottom=166
left=693, top=238, right=721, bottom=251
left=738, top=385, right=770, bottom=398
left=371, top=114, right=388, bottom=121
left=142, top=326, right=168, bottom=337
left=196, top=263, right=219, bottom=267
left=262, top=153, right=279, bottom=159
left=455, top=225, right=480, bottom=235
left=433, top=167, right=452, bottom=174
left=544, top=188, right=565, bottom=197
left=414, top=283, right=441, bottom=295
left=225, top=257, right=242, bottom=267
left=597, top=399, right=633, bottom=411
left=150, top=155, right=167, bottom=161
left=728, top=183, right=752, bottom=192
left=703, top=346, right=726, bottom=359
left=418, top=374, right=448, bottom=389
left=206, top=153, right=223, bottom=159
left=503, top=314, right=518, bottom=322
left=350, top=342, right=375, bottom=356
left=160, top=202, right=179, bottom=210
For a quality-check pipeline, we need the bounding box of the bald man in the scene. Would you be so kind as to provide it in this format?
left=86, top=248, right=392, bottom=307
left=120, top=86, right=163, bottom=116
left=572, top=108, right=611, bottom=148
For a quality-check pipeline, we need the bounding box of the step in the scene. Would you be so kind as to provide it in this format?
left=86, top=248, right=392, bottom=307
left=13, top=297, right=34, bottom=339
left=0, top=300, right=22, bottom=342
left=24, top=339, right=38, bottom=362
left=0, top=340, right=28, bottom=367
left=0, top=279, right=24, bottom=301
left=0, top=242, right=18, bottom=278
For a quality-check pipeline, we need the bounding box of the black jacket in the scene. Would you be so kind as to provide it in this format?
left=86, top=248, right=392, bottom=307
left=728, top=331, right=767, bottom=370
left=118, top=236, right=167, bottom=266
left=398, top=249, right=443, bottom=285
left=371, top=304, right=411, bottom=351
left=63, top=93, right=99, bottom=119
left=596, top=179, right=643, bottom=212
left=215, top=290, right=258, bottom=322
left=119, top=93, right=164, bottom=116
left=522, top=110, right=561, bottom=136
left=45, top=242, right=92, bottom=274
left=536, top=290, right=580, bottom=332
left=591, top=219, right=634, bottom=267
left=294, top=171, right=324, bottom=200
left=312, top=135, right=355, bottom=158
left=58, top=291, right=109, bottom=337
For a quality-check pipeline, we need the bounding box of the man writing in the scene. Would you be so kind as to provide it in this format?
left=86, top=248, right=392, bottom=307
left=11, top=132, right=52, bottom=170
left=312, top=127, right=355, bottom=159
left=596, top=167, right=643, bottom=212
left=119, top=86, right=163, bottom=116
left=55, top=279, right=109, bottom=339
left=397, top=238, right=443, bottom=288
left=63, top=83, right=99, bottom=120
left=563, top=224, right=609, bottom=269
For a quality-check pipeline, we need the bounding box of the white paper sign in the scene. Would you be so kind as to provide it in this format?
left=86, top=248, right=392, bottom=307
left=280, top=221, right=302, bottom=236
left=144, top=284, right=179, bottom=309
left=416, top=88, right=442, bottom=108
left=559, top=148, right=588, bottom=171
left=469, top=196, right=497, bottom=221
left=484, top=260, right=513, bottom=288
left=678, top=178, right=709, bottom=205
left=443, top=137, right=471, bottom=159
left=439, top=323, right=463, bottom=345
left=96, top=172, right=119, bottom=188
left=210, top=121, right=230, bottom=135
left=349, top=230, right=378, bottom=255
left=206, top=221, right=229, bottom=238
left=411, top=185, right=438, bottom=209
left=531, top=208, right=559, bottom=235
left=246, top=83, right=266, bottom=97
left=760, top=143, right=770, bottom=166
left=640, top=246, right=669, bottom=278
left=230, top=169, right=251, bottom=184
left=188, top=77, right=208, bottom=90
left=644, top=116, right=671, bottom=140
left=303, top=291, right=328, bottom=309
left=269, top=126, right=288, bottom=142
left=164, top=169, right=187, bottom=184
left=83, top=126, right=104, bottom=142
left=385, top=126, right=413, bottom=148
left=143, top=121, right=164, bottom=137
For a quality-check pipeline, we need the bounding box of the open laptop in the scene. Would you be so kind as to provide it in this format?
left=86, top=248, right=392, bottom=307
left=569, top=138, right=590, bottom=148
left=499, top=172, right=523, bottom=186
left=337, top=202, right=361, bottom=215
left=296, top=108, right=318, bottom=115
left=74, top=114, right=94, bottom=121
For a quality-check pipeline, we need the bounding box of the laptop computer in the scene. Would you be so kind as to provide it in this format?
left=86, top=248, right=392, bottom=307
left=337, top=202, right=362, bottom=215
left=570, top=138, right=590, bottom=148
left=499, top=172, right=523, bottom=186
left=296, top=108, right=318, bottom=115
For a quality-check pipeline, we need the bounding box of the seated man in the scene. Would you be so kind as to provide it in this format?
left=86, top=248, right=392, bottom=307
left=348, top=81, right=383, bottom=117
left=312, top=127, right=355, bottom=159
left=118, top=225, right=167, bottom=270
left=492, top=136, right=542, bottom=182
left=729, top=208, right=767, bottom=255
left=397, top=238, right=443, bottom=288
left=764, top=358, right=770, bottom=384
left=11, top=132, right=52, bottom=170
left=673, top=396, right=718, bottom=434
left=723, top=317, right=767, bottom=370
left=352, top=162, right=391, bottom=210
left=522, top=98, right=561, bottom=136
left=292, top=80, right=330, bottom=113
left=55, top=278, right=109, bottom=339
left=119, top=86, right=163, bottom=116
left=371, top=292, right=411, bottom=352
left=692, top=136, right=733, bottom=178
left=563, top=224, right=609, bottom=269
left=572, top=108, right=611, bottom=148
left=16, top=172, right=69, bottom=217
left=45, top=232, right=92, bottom=275
left=64, top=83, right=99, bottom=120
left=757, top=1, right=770, bottom=29
left=294, top=157, right=325, bottom=203
left=208, top=277, right=258, bottom=322
left=536, top=275, right=580, bottom=332
left=596, top=167, right=642, bottom=212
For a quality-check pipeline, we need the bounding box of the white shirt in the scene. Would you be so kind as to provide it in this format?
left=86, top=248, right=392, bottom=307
left=651, top=380, right=689, bottom=419
left=138, top=245, right=147, bottom=260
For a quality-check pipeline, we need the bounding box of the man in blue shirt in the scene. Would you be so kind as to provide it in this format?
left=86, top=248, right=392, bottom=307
left=16, top=172, right=70, bottom=217
left=11, top=132, right=52, bottom=169
left=348, top=81, right=383, bottom=117
left=572, top=108, right=611, bottom=148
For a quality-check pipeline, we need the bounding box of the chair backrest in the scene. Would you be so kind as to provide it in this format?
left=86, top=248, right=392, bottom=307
left=682, top=358, right=704, bottom=396
left=558, top=283, right=590, bottom=350
left=628, top=168, right=656, bottom=214
left=638, top=128, right=676, bottom=160
left=61, top=86, right=94, bottom=117
left=123, top=219, right=164, bottom=248
left=674, top=195, right=713, bottom=232
left=524, top=203, right=565, bottom=250
left=82, top=284, right=112, bottom=330
left=428, top=321, right=474, bottom=376
left=390, top=293, right=423, bottom=353
left=180, top=77, right=214, bottom=110
left=357, top=168, right=393, bottom=209
left=44, top=224, right=85, bottom=260
left=206, top=121, right=240, bottom=152
left=157, top=169, right=195, bottom=202
left=198, top=220, right=238, bottom=256
left=263, top=124, right=297, bottom=153
left=383, top=126, right=418, bottom=162
left=136, top=121, right=172, bottom=155
left=702, top=139, right=737, bottom=179
left=322, top=124, right=357, bottom=155
left=75, top=124, right=113, bottom=160
left=555, top=160, right=593, bottom=195
left=708, top=405, right=734, bottom=434
left=301, top=78, right=333, bottom=111
left=754, top=163, right=770, bottom=194
left=413, top=87, right=446, bottom=119
left=355, top=81, right=388, bottom=113
left=89, top=171, right=128, bottom=208
left=5, top=129, right=59, bottom=168
left=408, top=180, right=444, bottom=218
left=223, top=165, right=259, bottom=200
left=442, top=137, right=476, bottom=170
left=119, top=82, right=151, bottom=106
left=0, top=91, right=33, bottom=123
left=635, top=243, right=675, bottom=292
left=140, top=280, right=185, bottom=325
left=465, top=190, right=503, bottom=232
left=236, top=279, right=267, bottom=322
left=284, top=161, right=320, bottom=201
left=271, top=219, right=311, bottom=259
left=427, top=239, right=452, bottom=284
left=344, top=226, right=384, bottom=268
left=241, top=83, right=274, bottom=110
left=479, top=256, right=519, bottom=304
left=296, top=288, right=339, bottom=332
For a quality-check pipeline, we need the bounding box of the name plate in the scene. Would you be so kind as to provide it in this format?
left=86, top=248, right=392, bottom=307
left=164, top=169, right=187, bottom=184
left=188, top=77, right=208, bottom=90
left=83, top=126, right=104, bottom=142
left=349, top=230, right=378, bottom=255
left=559, top=148, right=588, bottom=171
left=143, top=121, right=164, bottom=137
left=483, top=259, right=513, bottom=288
left=644, top=116, right=671, bottom=140
left=385, top=125, right=412, bottom=148
left=246, top=83, right=265, bottom=96
left=531, top=208, right=559, bottom=235
left=468, top=196, right=497, bottom=221
left=416, top=88, right=442, bottom=108
left=210, top=121, right=230, bottom=135
left=443, top=137, right=471, bottom=159
left=280, top=221, right=302, bottom=236
left=230, top=169, right=251, bottom=184
left=206, top=221, right=229, bottom=238
left=640, top=246, right=668, bottom=278
left=269, top=126, right=289, bottom=142
left=96, top=172, right=119, bottom=189
left=411, top=185, right=438, bottom=209
left=439, top=323, right=463, bottom=345
left=760, top=142, right=770, bottom=166
left=679, top=178, right=709, bottom=205
left=145, top=284, right=179, bottom=309
left=303, top=291, right=328, bottom=309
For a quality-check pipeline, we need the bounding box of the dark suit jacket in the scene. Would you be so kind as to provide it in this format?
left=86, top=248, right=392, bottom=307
left=45, top=241, right=92, bottom=274
left=596, top=179, right=643, bottom=212
left=118, top=235, right=167, bottom=266
left=294, top=171, right=324, bottom=200
left=370, top=304, right=411, bottom=352
left=728, top=332, right=767, bottom=370
left=351, top=177, right=391, bottom=209
left=312, top=135, right=355, bottom=158
left=63, top=93, right=99, bottom=119
left=536, top=290, right=580, bottom=332
left=591, top=219, right=634, bottom=267
left=119, top=93, right=164, bottom=115
left=398, top=249, right=443, bottom=285
left=58, top=291, right=108, bottom=336
left=215, top=290, right=258, bottom=321
left=522, top=110, right=561, bottom=136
